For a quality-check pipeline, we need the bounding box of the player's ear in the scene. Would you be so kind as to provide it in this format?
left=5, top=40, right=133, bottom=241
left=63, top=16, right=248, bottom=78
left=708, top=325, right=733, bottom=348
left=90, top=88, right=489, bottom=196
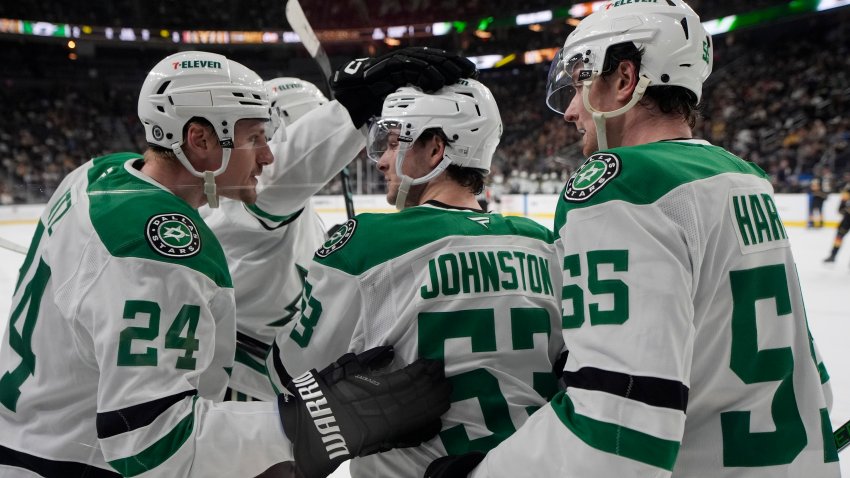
left=428, top=135, right=446, bottom=167
left=184, top=122, right=220, bottom=168
left=615, top=60, right=639, bottom=103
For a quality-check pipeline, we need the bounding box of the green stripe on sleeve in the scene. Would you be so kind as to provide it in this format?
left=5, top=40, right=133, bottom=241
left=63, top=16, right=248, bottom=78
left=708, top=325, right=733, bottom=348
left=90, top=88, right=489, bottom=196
left=107, top=396, right=197, bottom=476
left=235, top=348, right=269, bottom=375
left=817, top=362, right=830, bottom=384
left=550, top=391, right=681, bottom=471
left=820, top=408, right=839, bottom=463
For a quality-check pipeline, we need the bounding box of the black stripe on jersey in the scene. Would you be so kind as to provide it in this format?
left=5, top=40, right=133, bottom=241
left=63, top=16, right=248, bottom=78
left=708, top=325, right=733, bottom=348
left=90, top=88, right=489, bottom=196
left=271, top=340, right=293, bottom=387
left=255, top=207, right=304, bottom=231
left=237, top=331, right=272, bottom=358
left=0, top=443, right=120, bottom=477
left=562, top=367, right=689, bottom=412
left=96, top=389, right=197, bottom=439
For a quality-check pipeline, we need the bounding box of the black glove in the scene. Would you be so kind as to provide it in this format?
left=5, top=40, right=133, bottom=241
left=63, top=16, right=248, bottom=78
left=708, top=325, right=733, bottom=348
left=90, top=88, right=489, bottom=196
left=331, top=47, right=478, bottom=128
left=425, top=451, right=487, bottom=478
left=278, top=346, right=451, bottom=478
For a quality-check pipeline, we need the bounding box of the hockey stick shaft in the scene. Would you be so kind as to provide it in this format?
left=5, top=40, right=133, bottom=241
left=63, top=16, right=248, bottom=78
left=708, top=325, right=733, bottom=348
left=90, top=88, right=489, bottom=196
left=836, top=417, right=849, bottom=453
left=0, top=236, right=27, bottom=254
left=285, top=0, right=356, bottom=219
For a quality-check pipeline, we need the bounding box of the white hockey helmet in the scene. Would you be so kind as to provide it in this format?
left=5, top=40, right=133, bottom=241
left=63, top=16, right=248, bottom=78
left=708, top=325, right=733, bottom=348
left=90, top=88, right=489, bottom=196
left=138, top=51, right=271, bottom=206
left=545, top=0, right=712, bottom=148
left=367, top=78, right=502, bottom=209
left=265, top=77, right=328, bottom=134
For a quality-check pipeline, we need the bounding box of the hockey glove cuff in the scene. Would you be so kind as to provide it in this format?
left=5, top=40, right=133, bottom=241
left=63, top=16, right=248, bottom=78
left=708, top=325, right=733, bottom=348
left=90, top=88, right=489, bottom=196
left=278, top=346, right=451, bottom=478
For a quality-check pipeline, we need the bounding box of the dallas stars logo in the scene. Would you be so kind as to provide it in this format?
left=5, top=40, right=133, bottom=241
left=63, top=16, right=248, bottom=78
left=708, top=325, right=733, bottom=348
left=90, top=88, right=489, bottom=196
left=316, top=218, right=357, bottom=258
left=564, top=152, right=621, bottom=202
left=145, top=213, right=201, bottom=258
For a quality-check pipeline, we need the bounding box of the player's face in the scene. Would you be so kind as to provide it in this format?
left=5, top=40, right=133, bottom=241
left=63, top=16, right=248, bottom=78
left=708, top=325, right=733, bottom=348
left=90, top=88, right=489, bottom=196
left=375, top=133, right=430, bottom=206
left=215, top=119, right=274, bottom=204
left=563, top=71, right=621, bottom=157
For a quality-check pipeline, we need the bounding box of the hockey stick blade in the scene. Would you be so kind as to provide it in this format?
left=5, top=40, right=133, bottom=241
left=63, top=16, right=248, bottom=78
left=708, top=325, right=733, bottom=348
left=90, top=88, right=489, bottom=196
left=836, top=418, right=849, bottom=453
left=285, top=0, right=356, bottom=219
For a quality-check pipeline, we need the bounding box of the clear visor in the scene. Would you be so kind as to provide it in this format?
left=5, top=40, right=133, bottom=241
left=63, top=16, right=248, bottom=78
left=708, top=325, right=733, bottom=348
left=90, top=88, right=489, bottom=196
left=366, top=119, right=412, bottom=162
left=545, top=46, right=599, bottom=115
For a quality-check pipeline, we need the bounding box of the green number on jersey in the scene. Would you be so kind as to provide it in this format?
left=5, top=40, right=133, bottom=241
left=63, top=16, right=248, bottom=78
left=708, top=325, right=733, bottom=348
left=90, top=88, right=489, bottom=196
left=561, top=250, right=629, bottom=328
left=0, top=259, right=52, bottom=412
left=117, top=300, right=160, bottom=366
left=721, top=264, right=806, bottom=466
left=166, top=305, right=201, bottom=370
left=117, top=300, right=201, bottom=370
left=418, top=307, right=556, bottom=454
left=289, top=280, right=323, bottom=347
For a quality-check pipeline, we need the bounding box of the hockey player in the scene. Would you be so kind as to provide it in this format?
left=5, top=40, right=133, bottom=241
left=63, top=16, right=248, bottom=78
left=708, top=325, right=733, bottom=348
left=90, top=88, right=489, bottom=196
left=203, top=77, right=344, bottom=402
left=823, top=186, right=850, bottom=263
left=270, top=78, right=567, bottom=478
left=426, top=2, right=839, bottom=477
left=0, top=48, right=478, bottom=478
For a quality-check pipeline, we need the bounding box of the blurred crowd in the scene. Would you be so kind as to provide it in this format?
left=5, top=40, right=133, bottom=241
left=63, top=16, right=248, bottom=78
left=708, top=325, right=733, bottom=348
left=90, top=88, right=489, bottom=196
left=1, top=7, right=848, bottom=203
left=0, top=0, right=791, bottom=30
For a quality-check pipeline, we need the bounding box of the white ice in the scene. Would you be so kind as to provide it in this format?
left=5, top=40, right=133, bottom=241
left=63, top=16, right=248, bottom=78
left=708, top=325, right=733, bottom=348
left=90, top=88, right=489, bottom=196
left=0, top=211, right=847, bottom=475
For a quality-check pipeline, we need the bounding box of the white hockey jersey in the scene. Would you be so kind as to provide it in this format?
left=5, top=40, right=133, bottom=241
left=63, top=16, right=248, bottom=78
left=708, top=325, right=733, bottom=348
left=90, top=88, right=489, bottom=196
left=271, top=202, right=566, bottom=478
left=470, top=140, right=840, bottom=477
left=0, top=154, right=291, bottom=477
left=203, top=101, right=365, bottom=401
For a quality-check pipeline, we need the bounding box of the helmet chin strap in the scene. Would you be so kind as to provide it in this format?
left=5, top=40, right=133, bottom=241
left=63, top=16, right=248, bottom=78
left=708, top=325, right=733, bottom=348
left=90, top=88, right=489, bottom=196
left=393, top=149, right=453, bottom=211
left=171, top=143, right=232, bottom=209
left=581, top=74, right=652, bottom=150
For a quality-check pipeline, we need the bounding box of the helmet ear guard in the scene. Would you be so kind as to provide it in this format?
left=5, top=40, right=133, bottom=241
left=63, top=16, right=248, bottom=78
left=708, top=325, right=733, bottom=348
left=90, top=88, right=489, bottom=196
left=138, top=51, right=271, bottom=207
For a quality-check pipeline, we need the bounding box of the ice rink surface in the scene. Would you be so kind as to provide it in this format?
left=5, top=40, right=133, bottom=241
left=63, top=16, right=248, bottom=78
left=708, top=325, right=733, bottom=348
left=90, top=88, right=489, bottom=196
left=0, top=210, right=847, bottom=475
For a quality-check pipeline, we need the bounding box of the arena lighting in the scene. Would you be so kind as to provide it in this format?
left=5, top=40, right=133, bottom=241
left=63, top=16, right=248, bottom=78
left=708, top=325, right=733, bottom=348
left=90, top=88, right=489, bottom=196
left=386, top=25, right=407, bottom=38
left=431, top=22, right=451, bottom=36
left=477, top=17, right=494, bottom=31
left=466, top=54, right=504, bottom=69
left=522, top=47, right=560, bottom=66
left=516, top=10, right=553, bottom=26
left=494, top=53, right=516, bottom=68
left=817, top=0, right=850, bottom=9
left=1, top=0, right=848, bottom=45
left=702, top=0, right=850, bottom=35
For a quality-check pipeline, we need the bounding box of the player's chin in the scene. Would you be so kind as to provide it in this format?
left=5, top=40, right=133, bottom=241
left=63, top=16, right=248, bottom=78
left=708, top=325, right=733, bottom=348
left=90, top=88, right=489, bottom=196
left=582, top=139, right=597, bottom=157
left=235, top=183, right=258, bottom=204
left=241, top=189, right=258, bottom=205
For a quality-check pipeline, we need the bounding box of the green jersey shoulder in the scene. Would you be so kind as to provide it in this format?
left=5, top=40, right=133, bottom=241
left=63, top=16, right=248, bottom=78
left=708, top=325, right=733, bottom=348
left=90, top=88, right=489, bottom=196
left=556, top=141, right=768, bottom=231
left=87, top=153, right=231, bottom=287
left=315, top=205, right=553, bottom=276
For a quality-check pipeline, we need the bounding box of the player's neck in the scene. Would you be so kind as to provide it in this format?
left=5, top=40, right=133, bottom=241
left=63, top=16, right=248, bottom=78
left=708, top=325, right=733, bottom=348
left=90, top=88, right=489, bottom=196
left=417, top=178, right=480, bottom=210
left=615, top=107, right=693, bottom=148
left=140, top=152, right=205, bottom=208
